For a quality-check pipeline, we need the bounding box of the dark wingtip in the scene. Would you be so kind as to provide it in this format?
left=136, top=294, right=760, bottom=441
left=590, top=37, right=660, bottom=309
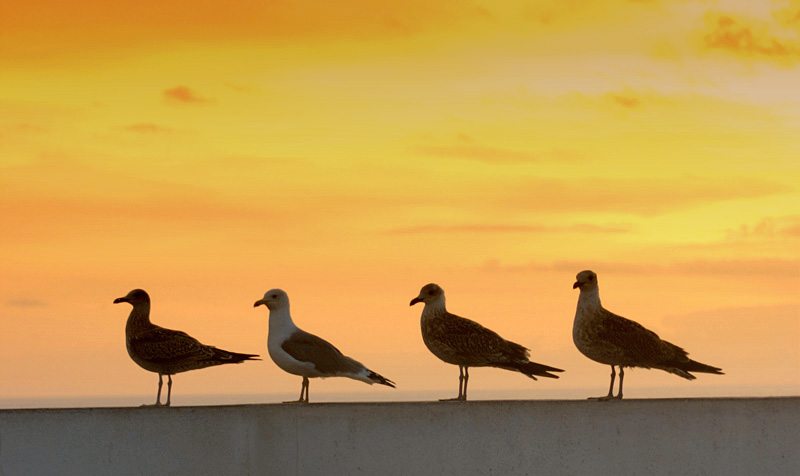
left=528, top=370, right=563, bottom=380
left=370, top=371, right=396, bottom=388
left=520, top=362, right=564, bottom=379
left=213, top=350, right=261, bottom=364
left=686, top=359, right=724, bottom=376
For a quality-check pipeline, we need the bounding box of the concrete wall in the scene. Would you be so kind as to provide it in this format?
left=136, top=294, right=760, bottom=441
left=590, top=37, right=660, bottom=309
left=1, top=398, right=797, bottom=476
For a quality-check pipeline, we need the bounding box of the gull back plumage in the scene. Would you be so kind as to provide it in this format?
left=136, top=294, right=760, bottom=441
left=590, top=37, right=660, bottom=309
left=418, top=286, right=528, bottom=368
left=572, top=270, right=723, bottom=399
left=411, top=283, right=563, bottom=400
left=114, top=288, right=259, bottom=406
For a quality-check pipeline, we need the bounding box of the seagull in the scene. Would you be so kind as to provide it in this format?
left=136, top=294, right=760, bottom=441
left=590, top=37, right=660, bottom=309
left=253, top=289, right=395, bottom=403
left=114, top=288, right=259, bottom=407
left=572, top=270, right=724, bottom=400
left=410, top=283, right=563, bottom=401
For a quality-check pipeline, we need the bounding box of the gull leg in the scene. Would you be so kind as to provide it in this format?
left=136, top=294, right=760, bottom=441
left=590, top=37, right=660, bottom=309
left=608, top=366, right=616, bottom=398
left=462, top=367, right=469, bottom=401
left=615, top=367, right=624, bottom=400
left=165, top=375, right=173, bottom=407
left=286, top=376, right=309, bottom=403
left=142, top=374, right=165, bottom=407
left=460, top=366, right=464, bottom=397
left=440, top=366, right=466, bottom=401
left=590, top=365, right=616, bottom=401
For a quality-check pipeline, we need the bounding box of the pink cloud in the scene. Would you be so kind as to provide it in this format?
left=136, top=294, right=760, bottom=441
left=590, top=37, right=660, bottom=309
left=608, top=93, right=641, bottom=108
left=125, top=123, right=172, bottom=133
left=726, top=216, right=800, bottom=240
left=480, top=258, right=800, bottom=278
left=704, top=13, right=800, bottom=62
left=388, top=223, right=631, bottom=235
left=415, top=144, right=540, bottom=163
left=163, top=86, right=209, bottom=104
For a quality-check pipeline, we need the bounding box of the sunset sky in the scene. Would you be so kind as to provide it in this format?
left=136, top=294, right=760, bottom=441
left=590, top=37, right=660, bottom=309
left=1, top=0, right=798, bottom=406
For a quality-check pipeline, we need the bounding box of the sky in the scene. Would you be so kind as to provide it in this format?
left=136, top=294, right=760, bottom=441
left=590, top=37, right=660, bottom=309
left=1, top=0, right=798, bottom=407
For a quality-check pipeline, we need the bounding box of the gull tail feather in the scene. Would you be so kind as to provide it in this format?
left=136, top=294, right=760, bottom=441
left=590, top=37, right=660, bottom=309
left=207, top=348, right=261, bottom=364
left=367, top=370, right=396, bottom=388
left=503, top=361, right=564, bottom=380
left=661, top=358, right=723, bottom=380
left=680, top=359, right=724, bottom=377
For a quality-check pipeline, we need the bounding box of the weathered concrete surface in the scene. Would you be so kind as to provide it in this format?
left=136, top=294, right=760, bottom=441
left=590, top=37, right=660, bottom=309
left=0, top=398, right=798, bottom=476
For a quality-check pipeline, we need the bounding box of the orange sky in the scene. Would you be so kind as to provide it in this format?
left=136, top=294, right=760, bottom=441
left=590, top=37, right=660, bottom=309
left=1, top=0, right=798, bottom=406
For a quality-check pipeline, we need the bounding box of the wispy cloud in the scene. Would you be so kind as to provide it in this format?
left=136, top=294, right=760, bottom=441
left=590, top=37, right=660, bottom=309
left=388, top=223, right=632, bottom=235
left=726, top=216, right=800, bottom=240
left=163, top=86, right=209, bottom=104
left=0, top=1, right=485, bottom=64
left=124, top=123, right=173, bottom=134
left=480, top=258, right=800, bottom=278
left=502, top=177, right=793, bottom=216
left=414, top=134, right=541, bottom=164
left=775, top=5, right=800, bottom=28
left=415, top=145, right=540, bottom=164
left=0, top=155, right=294, bottom=245
left=703, top=12, right=800, bottom=63
left=607, top=92, right=641, bottom=109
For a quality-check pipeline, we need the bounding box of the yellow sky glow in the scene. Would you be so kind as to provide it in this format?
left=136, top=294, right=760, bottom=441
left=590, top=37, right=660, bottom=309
left=1, top=0, right=798, bottom=405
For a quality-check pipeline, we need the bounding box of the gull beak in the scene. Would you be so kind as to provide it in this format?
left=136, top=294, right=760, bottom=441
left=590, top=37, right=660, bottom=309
left=409, top=296, right=422, bottom=306
left=113, top=297, right=127, bottom=304
left=572, top=281, right=580, bottom=289
left=253, top=299, right=266, bottom=308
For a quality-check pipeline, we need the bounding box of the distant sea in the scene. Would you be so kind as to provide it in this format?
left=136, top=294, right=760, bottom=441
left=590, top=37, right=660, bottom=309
left=2, top=385, right=798, bottom=410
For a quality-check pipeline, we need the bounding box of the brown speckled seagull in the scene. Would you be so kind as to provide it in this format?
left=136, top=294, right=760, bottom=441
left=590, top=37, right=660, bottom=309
left=114, top=288, right=259, bottom=406
left=410, top=283, right=563, bottom=401
left=572, top=270, right=723, bottom=400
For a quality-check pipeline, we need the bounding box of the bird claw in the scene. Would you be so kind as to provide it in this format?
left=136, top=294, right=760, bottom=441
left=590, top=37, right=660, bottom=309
left=589, top=395, right=621, bottom=401
left=439, top=396, right=466, bottom=402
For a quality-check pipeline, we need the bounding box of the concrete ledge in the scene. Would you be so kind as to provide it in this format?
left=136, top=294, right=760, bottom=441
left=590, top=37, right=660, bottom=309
left=1, top=398, right=798, bottom=476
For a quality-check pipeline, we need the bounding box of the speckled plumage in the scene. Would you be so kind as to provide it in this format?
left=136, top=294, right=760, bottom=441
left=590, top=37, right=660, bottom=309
left=411, top=283, right=562, bottom=401
left=572, top=270, right=723, bottom=400
left=420, top=305, right=530, bottom=368
left=114, top=289, right=259, bottom=406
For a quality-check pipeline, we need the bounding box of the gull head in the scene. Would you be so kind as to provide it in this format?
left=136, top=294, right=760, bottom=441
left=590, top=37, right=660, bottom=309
left=113, top=288, right=150, bottom=306
left=254, top=289, right=289, bottom=311
left=573, top=270, right=598, bottom=291
left=410, top=283, right=445, bottom=306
